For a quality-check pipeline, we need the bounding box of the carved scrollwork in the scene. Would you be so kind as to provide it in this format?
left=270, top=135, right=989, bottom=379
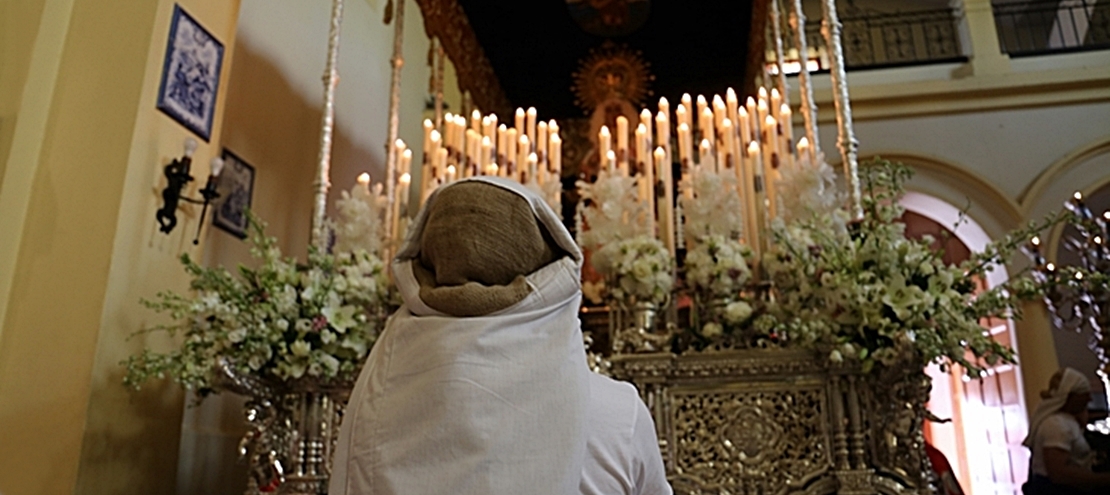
left=610, top=350, right=932, bottom=495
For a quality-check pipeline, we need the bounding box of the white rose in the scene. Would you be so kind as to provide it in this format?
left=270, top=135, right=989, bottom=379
left=700, top=322, right=723, bottom=338
left=291, top=340, right=311, bottom=357
left=723, top=301, right=753, bottom=324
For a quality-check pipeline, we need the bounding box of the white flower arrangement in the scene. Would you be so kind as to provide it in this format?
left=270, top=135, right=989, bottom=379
left=124, top=215, right=392, bottom=396
left=576, top=170, right=649, bottom=250
left=680, top=168, right=746, bottom=241
left=760, top=159, right=1053, bottom=374
left=685, top=235, right=752, bottom=298
left=591, top=236, right=674, bottom=306
left=330, top=182, right=387, bottom=257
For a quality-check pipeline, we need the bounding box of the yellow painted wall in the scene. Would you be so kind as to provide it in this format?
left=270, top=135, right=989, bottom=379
left=0, top=0, right=48, bottom=189
left=0, top=1, right=241, bottom=494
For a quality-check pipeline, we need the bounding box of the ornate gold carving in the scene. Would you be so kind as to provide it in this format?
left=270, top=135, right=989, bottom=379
left=571, top=41, right=654, bottom=114
left=413, top=0, right=513, bottom=117
left=610, top=350, right=932, bottom=494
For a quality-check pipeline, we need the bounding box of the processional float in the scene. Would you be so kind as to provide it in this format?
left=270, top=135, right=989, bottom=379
left=283, top=0, right=935, bottom=493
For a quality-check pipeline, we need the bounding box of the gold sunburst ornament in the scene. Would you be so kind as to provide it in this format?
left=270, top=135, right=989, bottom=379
left=572, top=41, right=654, bottom=114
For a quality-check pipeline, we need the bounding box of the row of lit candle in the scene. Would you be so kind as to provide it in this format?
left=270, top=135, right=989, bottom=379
left=594, top=86, right=813, bottom=263
left=419, top=108, right=563, bottom=204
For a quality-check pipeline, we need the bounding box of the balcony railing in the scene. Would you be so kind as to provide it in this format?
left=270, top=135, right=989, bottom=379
left=993, top=0, right=1110, bottom=56
left=771, top=8, right=967, bottom=74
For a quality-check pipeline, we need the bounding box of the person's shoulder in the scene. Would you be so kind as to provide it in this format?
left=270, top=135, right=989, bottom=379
left=587, top=373, right=643, bottom=431
left=1040, top=412, right=1082, bottom=439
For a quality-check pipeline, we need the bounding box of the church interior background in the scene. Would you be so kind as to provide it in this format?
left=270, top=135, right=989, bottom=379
left=1, top=0, right=1108, bottom=494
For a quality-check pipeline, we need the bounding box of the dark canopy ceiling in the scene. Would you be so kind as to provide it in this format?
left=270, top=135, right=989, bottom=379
left=455, top=0, right=760, bottom=119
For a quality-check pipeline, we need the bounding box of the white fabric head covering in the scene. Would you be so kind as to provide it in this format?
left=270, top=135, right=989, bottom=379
left=329, top=177, right=590, bottom=495
left=1022, top=367, right=1091, bottom=448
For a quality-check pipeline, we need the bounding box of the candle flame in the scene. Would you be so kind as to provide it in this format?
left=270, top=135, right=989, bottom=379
left=1046, top=262, right=1055, bottom=271
left=659, top=96, right=669, bottom=107
left=771, top=87, right=780, bottom=99
left=423, top=119, right=433, bottom=129
left=726, top=87, right=737, bottom=102
left=516, top=108, right=524, bottom=118
left=1031, top=236, right=1041, bottom=246
left=402, top=149, right=412, bottom=159
left=798, top=136, right=809, bottom=147
left=748, top=141, right=760, bottom=153
left=1073, top=191, right=1083, bottom=200
left=758, top=87, right=768, bottom=99
left=472, top=109, right=481, bottom=120
left=526, top=107, right=537, bottom=116
left=430, top=130, right=441, bottom=142
left=600, top=126, right=610, bottom=137
left=399, top=172, right=411, bottom=184
left=447, top=165, right=456, bottom=174
left=357, top=173, right=371, bottom=185
left=781, top=104, right=791, bottom=115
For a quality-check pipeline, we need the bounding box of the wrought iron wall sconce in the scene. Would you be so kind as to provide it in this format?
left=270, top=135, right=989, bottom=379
left=156, top=138, right=224, bottom=244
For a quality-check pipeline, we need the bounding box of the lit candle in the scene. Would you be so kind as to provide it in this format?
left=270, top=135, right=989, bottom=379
left=721, top=118, right=735, bottom=171
left=487, top=114, right=498, bottom=139
left=675, top=105, right=688, bottom=135
left=796, top=136, right=810, bottom=165
left=642, top=138, right=655, bottom=235
left=726, top=88, right=739, bottom=130
left=699, top=138, right=713, bottom=171
left=712, top=95, right=726, bottom=131
left=480, top=136, right=492, bottom=173
left=506, top=128, right=518, bottom=173
left=514, top=108, right=525, bottom=134
left=658, top=96, right=670, bottom=119
left=635, top=124, right=647, bottom=175
left=518, top=135, right=531, bottom=178
left=656, top=110, right=670, bottom=166
left=606, top=150, right=617, bottom=174
left=443, top=113, right=455, bottom=152
left=745, top=97, right=758, bottom=142
left=640, top=109, right=653, bottom=138
left=537, top=121, right=548, bottom=166
left=422, top=130, right=441, bottom=200
left=695, top=95, right=708, bottom=127
left=655, top=146, right=675, bottom=258
left=548, top=119, right=559, bottom=136
left=738, top=107, right=751, bottom=146
left=446, top=164, right=457, bottom=183
left=398, top=171, right=411, bottom=218
left=497, top=124, right=507, bottom=166
left=526, top=107, right=537, bottom=152
left=700, top=107, right=715, bottom=153
left=356, top=172, right=371, bottom=201
left=599, top=125, right=612, bottom=168
left=677, top=123, right=693, bottom=172
left=680, top=93, right=693, bottom=117
left=423, top=119, right=434, bottom=161
left=527, top=152, right=539, bottom=184
left=746, top=140, right=764, bottom=258
left=435, top=148, right=448, bottom=185
left=771, top=88, right=782, bottom=123
left=471, top=109, right=481, bottom=132
left=780, top=103, right=794, bottom=148
left=616, top=116, right=629, bottom=172
left=549, top=133, right=562, bottom=178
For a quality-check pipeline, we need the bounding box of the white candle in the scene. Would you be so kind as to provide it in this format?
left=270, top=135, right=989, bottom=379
left=642, top=138, right=655, bottom=235
left=677, top=123, right=692, bottom=172
left=548, top=119, right=559, bottom=136
left=423, top=119, right=433, bottom=159
left=549, top=133, right=562, bottom=177
left=771, top=87, right=782, bottom=123
left=700, top=107, right=715, bottom=153
left=746, top=140, right=764, bottom=256
left=616, top=116, right=629, bottom=171
left=435, top=148, right=448, bottom=182
left=526, top=107, right=537, bottom=151
left=471, top=109, right=481, bottom=132
left=797, top=137, right=810, bottom=165
left=780, top=103, right=794, bottom=147
left=745, top=97, right=758, bottom=142
left=506, top=128, right=518, bottom=172
left=606, top=150, right=617, bottom=174
left=696, top=95, right=708, bottom=126
left=656, top=110, right=670, bottom=166
left=658, top=97, right=670, bottom=122
left=443, top=113, right=455, bottom=151
left=514, top=108, right=525, bottom=134
left=487, top=114, right=498, bottom=138
left=537, top=121, right=548, bottom=166
left=527, top=152, right=538, bottom=184
left=675, top=105, right=688, bottom=134
left=599, top=125, right=612, bottom=167
left=712, top=95, right=726, bottom=131
left=655, top=146, right=675, bottom=258
left=738, top=106, right=751, bottom=147
left=726, top=88, right=739, bottom=130
left=398, top=171, right=411, bottom=217
left=518, top=135, right=531, bottom=179
left=497, top=124, right=507, bottom=166
left=356, top=172, right=371, bottom=200
left=721, top=119, right=735, bottom=171
left=640, top=109, right=653, bottom=137
left=480, top=136, right=492, bottom=173
left=446, top=164, right=457, bottom=183
left=635, top=124, right=647, bottom=175
left=699, top=138, right=713, bottom=171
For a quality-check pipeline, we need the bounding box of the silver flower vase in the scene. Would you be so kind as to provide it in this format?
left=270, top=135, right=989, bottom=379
left=216, top=359, right=350, bottom=495
left=610, top=300, right=671, bottom=354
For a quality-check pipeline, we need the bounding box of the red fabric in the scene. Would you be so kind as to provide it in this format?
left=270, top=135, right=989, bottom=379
left=926, top=442, right=966, bottom=495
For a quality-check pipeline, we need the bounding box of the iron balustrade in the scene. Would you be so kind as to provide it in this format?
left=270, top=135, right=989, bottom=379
left=993, top=0, right=1110, bottom=56
left=773, top=7, right=966, bottom=74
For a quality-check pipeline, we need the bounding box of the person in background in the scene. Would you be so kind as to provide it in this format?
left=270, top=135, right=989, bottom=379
left=1022, top=367, right=1110, bottom=494
left=328, top=177, right=671, bottom=495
